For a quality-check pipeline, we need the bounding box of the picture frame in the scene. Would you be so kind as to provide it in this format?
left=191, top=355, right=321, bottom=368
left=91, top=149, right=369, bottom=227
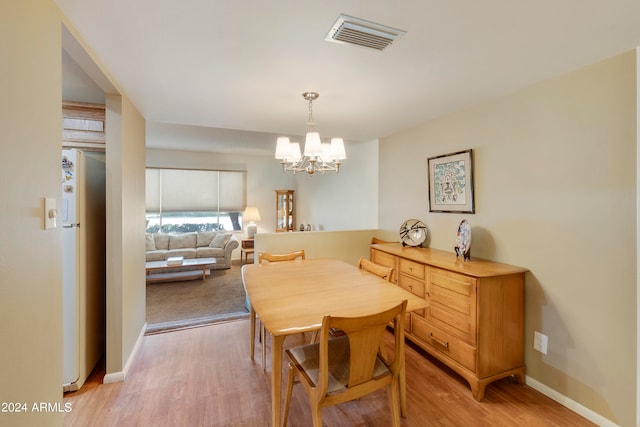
left=428, top=149, right=475, bottom=213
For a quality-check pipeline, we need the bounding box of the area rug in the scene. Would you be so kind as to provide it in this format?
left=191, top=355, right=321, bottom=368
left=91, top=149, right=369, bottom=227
left=145, top=260, right=249, bottom=334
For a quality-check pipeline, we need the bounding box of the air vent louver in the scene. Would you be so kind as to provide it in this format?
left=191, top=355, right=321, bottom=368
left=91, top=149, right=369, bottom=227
left=325, top=14, right=406, bottom=51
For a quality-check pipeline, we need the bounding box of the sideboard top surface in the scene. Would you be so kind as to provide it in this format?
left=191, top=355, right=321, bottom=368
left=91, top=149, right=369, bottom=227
left=371, top=243, right=528, bottom=278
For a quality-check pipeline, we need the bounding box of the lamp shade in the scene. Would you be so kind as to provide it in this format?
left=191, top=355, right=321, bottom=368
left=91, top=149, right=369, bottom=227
left=275, top=137, right=291, bottom=159
left=303, top=132, right=322, bottom=157
left=320, top=143, right=331, bottom=162
left=243, top=206, right=262, bottom=223
left=288, top=142, right=302, bottom=162
left=330, top=138, right=346, bottom=159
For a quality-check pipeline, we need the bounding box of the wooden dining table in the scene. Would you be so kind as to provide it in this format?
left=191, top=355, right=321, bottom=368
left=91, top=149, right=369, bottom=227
left=241, top=258, right=428, bottom=427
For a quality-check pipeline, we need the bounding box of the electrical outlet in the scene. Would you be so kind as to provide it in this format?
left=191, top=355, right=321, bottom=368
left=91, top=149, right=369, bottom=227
left=534, top=331, right=548, bottom=354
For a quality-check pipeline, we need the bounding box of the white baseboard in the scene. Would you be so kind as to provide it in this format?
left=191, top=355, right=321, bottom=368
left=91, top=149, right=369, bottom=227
left=102, top=323, right=147, bottom=384
left=525, top=376, right=618, bottom=427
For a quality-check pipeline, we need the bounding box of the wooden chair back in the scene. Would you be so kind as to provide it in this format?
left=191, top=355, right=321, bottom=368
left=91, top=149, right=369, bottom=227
left=358, top=257, right=394, bottom=282
left=258, top=250, right=305, bottom=263
left=283, top=300, right=408, bottom=426
left=327, top=300, right=407, bottom=388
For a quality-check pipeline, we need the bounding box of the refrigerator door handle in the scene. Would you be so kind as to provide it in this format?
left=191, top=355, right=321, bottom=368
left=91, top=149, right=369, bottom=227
left=63, top=223, right=80, bottom=228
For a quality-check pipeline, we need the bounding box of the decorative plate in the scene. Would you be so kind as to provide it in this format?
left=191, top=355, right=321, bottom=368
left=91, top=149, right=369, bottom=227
left=400, top=219, right=428, bottom=247
left=455, top=219, right=471, bottom=260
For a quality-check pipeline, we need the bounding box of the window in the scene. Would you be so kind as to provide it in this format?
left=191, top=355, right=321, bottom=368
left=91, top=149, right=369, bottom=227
left=145, top=168, right=246, bottom=233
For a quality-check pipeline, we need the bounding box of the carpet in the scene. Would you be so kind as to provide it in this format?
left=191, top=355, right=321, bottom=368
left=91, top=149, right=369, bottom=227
left=145, top=260, right=249, bottom=334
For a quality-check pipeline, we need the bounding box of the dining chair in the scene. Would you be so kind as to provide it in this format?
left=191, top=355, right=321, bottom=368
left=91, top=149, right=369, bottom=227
left=257, top=249, right=305, bottom=263
left=282, top=299, right=408, bottom=427
left=254, top=250, right=306, bottom=369
left=358, top=256, right=394, bottom=282
left=328, top=257, right=395, bottom=342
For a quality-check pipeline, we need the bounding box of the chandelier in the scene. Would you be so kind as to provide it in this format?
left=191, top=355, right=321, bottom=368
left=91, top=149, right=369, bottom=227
left=275, top=92, right=346, bottom=175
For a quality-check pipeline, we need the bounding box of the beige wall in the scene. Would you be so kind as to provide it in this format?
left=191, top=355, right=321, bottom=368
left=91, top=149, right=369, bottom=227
left=380, top=51, right=637, bottom=426
left=295, top=140, right=379, bottom=231
left=0, top=2, right=64, bottom=426
left=105, top=95, right=147, bottom=377
left=255, top=229, right=379, bottom=266
left=0, top=3, right=147, bottom=426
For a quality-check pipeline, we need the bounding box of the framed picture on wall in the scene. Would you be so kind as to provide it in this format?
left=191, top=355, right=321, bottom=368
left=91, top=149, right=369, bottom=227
left=428, top=149, right=475, bottom=213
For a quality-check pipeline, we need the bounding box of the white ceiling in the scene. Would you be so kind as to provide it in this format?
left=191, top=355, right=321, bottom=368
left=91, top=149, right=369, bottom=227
left=57, top=0, right=640, bottom=155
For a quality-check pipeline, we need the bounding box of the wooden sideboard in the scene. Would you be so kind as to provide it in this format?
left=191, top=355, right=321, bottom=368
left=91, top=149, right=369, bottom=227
left=371, top=243, right=527, bottom=401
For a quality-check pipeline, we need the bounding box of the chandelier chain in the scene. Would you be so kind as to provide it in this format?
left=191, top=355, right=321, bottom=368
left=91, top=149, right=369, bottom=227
left=307, top=98, right=314, bottom=132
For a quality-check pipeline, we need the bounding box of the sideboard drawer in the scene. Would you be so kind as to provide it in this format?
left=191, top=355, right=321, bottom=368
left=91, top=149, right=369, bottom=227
left=399, top=273, right=425, bottom=298
left=429, top=267, right=474, bottom=296
left=400, top=258, right=425, bottom=280
left=412, top=316, right=476, bottom=372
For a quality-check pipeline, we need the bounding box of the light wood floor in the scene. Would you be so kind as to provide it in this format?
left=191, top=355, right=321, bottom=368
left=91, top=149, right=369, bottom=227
left=64, top=319, right=596, bottom=427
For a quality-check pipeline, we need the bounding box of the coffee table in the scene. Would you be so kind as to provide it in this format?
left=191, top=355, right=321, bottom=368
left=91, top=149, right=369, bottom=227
left=145, top=257, right=217, bottom=283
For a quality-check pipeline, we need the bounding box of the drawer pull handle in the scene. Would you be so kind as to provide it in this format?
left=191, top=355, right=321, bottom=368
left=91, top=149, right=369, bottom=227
left=429, top=332, right=449, bottom=349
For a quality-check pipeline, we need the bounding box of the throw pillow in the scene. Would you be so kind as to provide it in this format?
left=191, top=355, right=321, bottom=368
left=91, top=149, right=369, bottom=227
left=145, top=234, right=156, bottom=251
left=209, top=233, right=231, bottom=248
left=196, top=231, right=217, bottom=247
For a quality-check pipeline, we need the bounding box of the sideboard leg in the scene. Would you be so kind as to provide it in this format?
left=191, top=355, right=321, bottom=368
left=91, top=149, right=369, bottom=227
left=470, top=381, right=486, bottom=402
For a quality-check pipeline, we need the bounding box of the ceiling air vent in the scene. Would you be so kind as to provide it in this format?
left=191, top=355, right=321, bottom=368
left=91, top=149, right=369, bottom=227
left=324, top=14, right=406, bottom=51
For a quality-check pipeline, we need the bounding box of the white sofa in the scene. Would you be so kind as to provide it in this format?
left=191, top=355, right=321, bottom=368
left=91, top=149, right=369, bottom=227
left=145, top=231, right=239, bottom=270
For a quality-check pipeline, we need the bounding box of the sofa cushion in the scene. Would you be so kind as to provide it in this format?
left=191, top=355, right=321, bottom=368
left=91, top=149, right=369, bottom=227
left=146, top=250, right=167, bottom=262
left=145, top=234, right=156, bottom=251
left=196, top=231, right=217, bottom=247
left=209, top=233, right=231, bottom=248
left=153, top=234, right=169, bottom=250
left=197, top=247, right=225, bottom=258
left=166, top=248, right=196, bottom=259
left=169, top=233, right=197, bottom=250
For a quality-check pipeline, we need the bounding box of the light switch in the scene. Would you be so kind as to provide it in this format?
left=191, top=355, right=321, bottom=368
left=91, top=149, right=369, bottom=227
left=45, top=197, right=57, bottom=229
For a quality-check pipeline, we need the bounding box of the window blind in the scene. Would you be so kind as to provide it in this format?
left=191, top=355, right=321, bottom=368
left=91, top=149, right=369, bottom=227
left=146, top=168, right=246, bottom=212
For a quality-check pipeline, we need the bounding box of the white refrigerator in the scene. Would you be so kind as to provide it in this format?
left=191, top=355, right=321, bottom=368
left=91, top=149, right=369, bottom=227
left=62, top=149, right=106, bottom=392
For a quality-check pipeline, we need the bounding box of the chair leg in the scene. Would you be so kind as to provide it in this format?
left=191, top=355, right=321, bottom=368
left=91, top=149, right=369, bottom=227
left=388, top=378, right=401, bottom=427
left=250, top=307, right=256, bottom=360
left=261, top=324, right=267, bottom=370
left=282, top=363, right=295, bottom=427
left=311, top=404, right=323, bottom=427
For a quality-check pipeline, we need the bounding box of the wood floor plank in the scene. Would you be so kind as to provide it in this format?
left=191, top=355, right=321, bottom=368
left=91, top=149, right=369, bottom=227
left=63, top=319, right=596, bottom=427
